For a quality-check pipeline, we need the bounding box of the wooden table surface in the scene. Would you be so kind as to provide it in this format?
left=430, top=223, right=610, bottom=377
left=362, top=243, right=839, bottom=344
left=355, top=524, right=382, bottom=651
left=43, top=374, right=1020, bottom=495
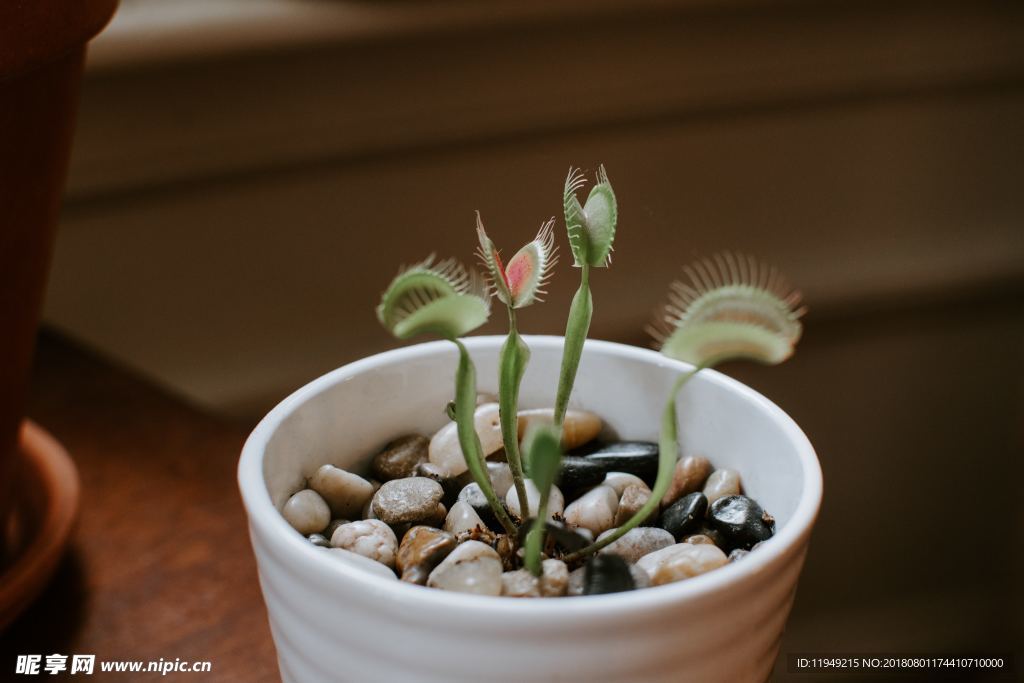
left=1, top=331, right=279, bottom=681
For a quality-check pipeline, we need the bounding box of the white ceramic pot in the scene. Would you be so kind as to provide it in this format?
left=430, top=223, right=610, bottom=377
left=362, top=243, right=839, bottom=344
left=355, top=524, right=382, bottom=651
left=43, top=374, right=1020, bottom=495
left=239, top=336, right=822, bottom=683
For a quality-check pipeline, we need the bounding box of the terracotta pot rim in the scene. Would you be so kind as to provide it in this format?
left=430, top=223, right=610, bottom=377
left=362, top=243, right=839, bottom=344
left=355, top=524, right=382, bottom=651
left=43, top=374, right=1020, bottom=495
left=0, top=0, right=119, bottom=80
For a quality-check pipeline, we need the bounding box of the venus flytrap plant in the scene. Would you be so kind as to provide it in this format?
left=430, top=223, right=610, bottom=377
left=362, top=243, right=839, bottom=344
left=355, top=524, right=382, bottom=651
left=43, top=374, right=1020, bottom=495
left=554, top=166, right=617, bottom=432
left=564, top=253, right=804, bottom=562
left=475, top=214, right=558, bottom=520
left=376, top=256, right=518, bottom=536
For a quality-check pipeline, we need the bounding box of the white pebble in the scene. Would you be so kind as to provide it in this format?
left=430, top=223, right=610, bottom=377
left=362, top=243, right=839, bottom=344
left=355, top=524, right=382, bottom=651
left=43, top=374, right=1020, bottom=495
left=597, top=527, right=675, bottom=564
left=516, top=408, right=602, bottom=450
left=309, top=464, right=375, bottom=519
left=501, top=569, right=540, bottom=598
left=602, top=472, right=648, bottom=497
left=429, top=403, right=504, bottom=477
left=427, top=540, right=503, bottom=595
left=443, top=501, right=486, bottom=535
left=540, top=559, right=569, bottom=597
left=330, top=519, right=398, bottom=568
left=282, top=489, right=330, bottom=535
left=328, top=548, right=397, bottom=581
left=567, top=567, right=586, bottom=596
left=703, top=469, right=741, bottom=506
left=563, top=485, right=618, bottom=536
left=635, top=542, right=728, bottom=586
left=505, top=480, right=564, bottom=521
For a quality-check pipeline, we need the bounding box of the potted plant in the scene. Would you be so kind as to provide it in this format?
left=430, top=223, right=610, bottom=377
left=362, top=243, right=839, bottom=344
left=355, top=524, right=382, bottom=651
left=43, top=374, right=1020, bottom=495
left=239, top=167, right=822, bottom=682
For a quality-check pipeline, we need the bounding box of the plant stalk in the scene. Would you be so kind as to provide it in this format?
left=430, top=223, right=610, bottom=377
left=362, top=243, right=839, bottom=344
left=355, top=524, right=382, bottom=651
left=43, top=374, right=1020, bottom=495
left=453, top=339, right=518, bottom=536
left=553, top=264, right=592, bottom=430
left=564, top=368, right=700, bottom=562
left=499, top=307, right=531, bottom=519
left=523, top=489, right=550, bottom=576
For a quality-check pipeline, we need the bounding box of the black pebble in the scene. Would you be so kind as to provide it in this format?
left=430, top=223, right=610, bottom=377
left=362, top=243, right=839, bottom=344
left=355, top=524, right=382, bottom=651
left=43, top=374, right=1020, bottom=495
left=707, top=495, right=775, bottom=552
left=558, top=456, right=607, bottom=492
left=516, top=518, right=591, bottom=553
left=660, top=492, right=708, bottom=540
left=583, top=554, right=636, bottom=595
left=579, top=442, right=659, bottom=486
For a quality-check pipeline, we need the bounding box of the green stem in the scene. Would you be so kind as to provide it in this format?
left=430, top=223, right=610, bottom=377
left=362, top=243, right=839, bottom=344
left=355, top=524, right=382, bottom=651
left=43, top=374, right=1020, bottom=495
left=564, top=368, right=700, bottom=562
left=554, top=264, right=592, bottom=430
left=453, top=339, right=518, bottom=536
left=499, top=308, right=531, bottom=519
left=523, top=488, right=550, bottom=576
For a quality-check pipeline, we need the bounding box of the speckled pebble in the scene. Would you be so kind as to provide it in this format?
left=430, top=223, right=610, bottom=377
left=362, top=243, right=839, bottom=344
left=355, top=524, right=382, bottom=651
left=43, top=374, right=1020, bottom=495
left=426, top=540, right=503, bottom=595
left=636, top=542, right=728, bottom=586
left=505, top=480, right=564, bottom=521
left=371, top=477, right=444, bottom=525
left=330, top=519, right=398, bottom=568
left=517, top=408, right=602, bottom=450
left=702, top=468, right=741, bottom=506
left=429, top=403, right=504, bottom=477
left=328, top=548, right=397, bottom=580
left=597, top=527, right=675, bottom=564
left=614, top=483, right=655, bottom=526
left=661, top=455, right=712, bottom=507
left=396, top=525, right=457, bottom=584
left=371, top=434, right=429, bottom=481
left=309, top=465, right=375, bottom=519
left=282, top=489, right=330, bottom=535
left=564, top=485, right=618, bottom=536
left=501, top=569, right=540, bottom=597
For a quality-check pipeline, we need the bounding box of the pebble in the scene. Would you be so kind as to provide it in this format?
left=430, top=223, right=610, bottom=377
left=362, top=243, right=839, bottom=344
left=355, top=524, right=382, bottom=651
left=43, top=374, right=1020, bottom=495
left=615, top=483, right=656, bottom=526
left=517, top=408, right=602, bottom=450
left=636, top=542, right=728, bottom=586
left=371, top=435, right=429, bottom=481
left=415, top=462, right=462, bottom=502
left=602, top=472, right=648, bottom=497
left=330, top=519, right=398, bottom=568
left=583, top=554, right=635, bottom=595
left=396, top=526, right=457, bottom=584
left=728, top=549, right=750, bottom=563
left=629, top=564, right=651, bottom=589
left=324, top=518, right=350, bottom=540
left=516, top=519, right=591, bottom=554
left=580, top=442, right=659, bottom=486
left=505, top=480, right=564, bottom=522
left=426, top=540, right=503, bottom=595
left=540, top=559, right=569, bottom=597
left=558, top=456, right=606, bottom=492
left=444, top=501, right=486, bottom=535
left=309, top=465, right=375, bottom=519
left=682, top=534, right=715, bottom=546
left=328, top=548, right=397, bottom=581
left=501, top=569, right=540, bottom=597
left=429, top=403, right=504, bottom=477
left=563, top=485, right=618, bottom=536
left=458, top=462, right=515, bottom=499
left=660, top=492, right=708, bottom=540
left=457, top=483, right=502, bottom=530
left=661, top=455, right=712, bottom=507
left=307, top=533, right=331, bottom=548
left=371, top=477, right=444, bottom=525
left=282, top=489, right=330, bottom=535
left=706, top=495, right=775, bottom=551
left=567, top=567, right=586, bottom=596
left=703, top=468, right=741, bottom=506
left=597, top=527, right=675, bottom=564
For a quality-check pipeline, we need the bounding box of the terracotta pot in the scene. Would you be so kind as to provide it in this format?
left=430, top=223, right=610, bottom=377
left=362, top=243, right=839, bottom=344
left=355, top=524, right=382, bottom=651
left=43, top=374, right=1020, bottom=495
left=0, top=0, right=118, bottom=560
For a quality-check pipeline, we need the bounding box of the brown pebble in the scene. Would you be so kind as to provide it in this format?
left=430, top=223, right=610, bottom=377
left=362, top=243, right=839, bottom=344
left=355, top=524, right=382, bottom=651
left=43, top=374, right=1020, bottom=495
left=372, top=435, right=429, bottom=481
left=395, top=526, right=457, bottom=584
left=682, top=534, right=715, bottom=545
left=615, top=483, right=656, bottom=526
left=661, top=455, right=712, bottom=507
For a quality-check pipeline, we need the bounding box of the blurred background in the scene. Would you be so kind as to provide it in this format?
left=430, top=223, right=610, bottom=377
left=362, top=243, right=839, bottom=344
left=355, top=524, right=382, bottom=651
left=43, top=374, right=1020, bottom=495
left=20, top=0, right=1024, bottom=679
